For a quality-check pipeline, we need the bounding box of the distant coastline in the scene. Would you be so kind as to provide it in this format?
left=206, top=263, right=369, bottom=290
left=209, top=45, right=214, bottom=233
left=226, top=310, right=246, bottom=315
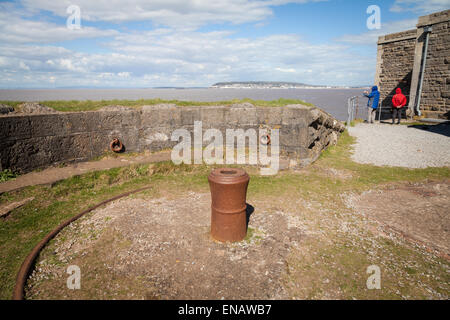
left=0, top=87, right=366, bottom=121
left=211, top=81, right=367, bottom=89
left=0, top=83, right=369, bottom=90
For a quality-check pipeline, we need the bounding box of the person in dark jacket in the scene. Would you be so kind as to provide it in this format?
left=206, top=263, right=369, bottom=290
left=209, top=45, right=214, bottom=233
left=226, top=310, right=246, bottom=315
left=363, top=85, right=380, bottom=123
left=391, top=88, right=407, bottom=124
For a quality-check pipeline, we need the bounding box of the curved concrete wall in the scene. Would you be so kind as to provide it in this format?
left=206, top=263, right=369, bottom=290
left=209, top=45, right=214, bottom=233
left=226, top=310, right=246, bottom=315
left=0, top=104, right=345, bottom=173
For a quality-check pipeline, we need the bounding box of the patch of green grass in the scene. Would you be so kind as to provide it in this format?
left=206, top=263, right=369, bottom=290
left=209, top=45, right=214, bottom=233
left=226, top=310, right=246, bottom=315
left=1, top=98, right=314, bottom=113
left=349, top=118, right=364, bottom=127
left=244, top=227, right=255, bottom=242
left=0, top=169, right=18, bottom=182
left=0, top=101, right=22, bottom=109
left=286, top=232, right=449, bottom=300
left=90, top=151, right=148, bottom=162
left=243, top=227, right=263, bottom=244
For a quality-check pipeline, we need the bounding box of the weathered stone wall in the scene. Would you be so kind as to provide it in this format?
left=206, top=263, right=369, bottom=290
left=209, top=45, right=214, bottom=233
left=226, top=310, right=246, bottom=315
left=0, top=104, right=345, bottom=173
left=375, top=9, right=450, bottom=119
left=417, top=11, right=450, bottom=118
left=376, top=29, right=417, bottom=107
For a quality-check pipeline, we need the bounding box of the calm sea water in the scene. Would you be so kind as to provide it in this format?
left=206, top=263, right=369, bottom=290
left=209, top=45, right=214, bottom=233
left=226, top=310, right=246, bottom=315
left=0, top=88, right=366, bottom=121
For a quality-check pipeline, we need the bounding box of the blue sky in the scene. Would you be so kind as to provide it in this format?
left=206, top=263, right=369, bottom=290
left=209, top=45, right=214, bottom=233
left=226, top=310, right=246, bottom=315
left=0, top=0, right=449, bottom=88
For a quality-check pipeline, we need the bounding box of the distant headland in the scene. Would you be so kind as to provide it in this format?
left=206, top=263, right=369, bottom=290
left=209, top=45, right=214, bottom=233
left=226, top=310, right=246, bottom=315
left=211, top=81, right=364, bottom=89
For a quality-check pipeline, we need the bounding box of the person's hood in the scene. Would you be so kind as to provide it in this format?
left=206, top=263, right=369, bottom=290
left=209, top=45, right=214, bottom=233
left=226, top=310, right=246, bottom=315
left=371, top=85, right=378, bottom=92
left=396, top=88, right=402, bottom=94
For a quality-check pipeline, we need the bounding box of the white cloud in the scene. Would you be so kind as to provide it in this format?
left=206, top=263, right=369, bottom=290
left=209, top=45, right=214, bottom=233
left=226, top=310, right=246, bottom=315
left=390, top=0, right=450, bottom=14
left=276, top=67, right=297, bottom=73
left=336, top=19, right=417, bottom=45
left=19, top=0, right=325, bottom=28
left=0, top=6, right=118, bottom=44
left=0, top=28, right=373, bottom=87
left=19, top=61, right=30, bottom=71
left=20, top=0, right=271, bottom=27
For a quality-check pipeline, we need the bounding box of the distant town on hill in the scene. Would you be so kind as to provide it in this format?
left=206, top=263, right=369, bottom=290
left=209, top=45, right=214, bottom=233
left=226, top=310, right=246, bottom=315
left=211, top=81, right=361, bottom=89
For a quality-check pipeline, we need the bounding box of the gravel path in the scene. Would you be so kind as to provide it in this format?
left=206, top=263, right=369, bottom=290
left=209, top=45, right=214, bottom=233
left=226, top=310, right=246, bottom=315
left=347, top=123, right=450, bottom=168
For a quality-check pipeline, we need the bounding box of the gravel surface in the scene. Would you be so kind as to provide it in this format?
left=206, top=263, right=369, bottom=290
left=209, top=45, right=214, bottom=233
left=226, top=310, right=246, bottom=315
left=348, top=123, right=450, bottom=168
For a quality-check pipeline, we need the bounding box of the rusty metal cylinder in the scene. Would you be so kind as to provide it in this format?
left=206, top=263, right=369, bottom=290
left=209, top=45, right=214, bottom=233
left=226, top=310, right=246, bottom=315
left=208, top=168, right=250, bottom=242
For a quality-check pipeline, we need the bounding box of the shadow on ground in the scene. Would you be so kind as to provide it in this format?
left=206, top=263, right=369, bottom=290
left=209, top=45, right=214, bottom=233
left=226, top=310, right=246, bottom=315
left=407, top=123, right=450, bottom=138
left=246, top=203, right=254, bottom=228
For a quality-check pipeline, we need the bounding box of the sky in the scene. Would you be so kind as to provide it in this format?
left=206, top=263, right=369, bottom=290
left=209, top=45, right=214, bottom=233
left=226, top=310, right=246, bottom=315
left=0, top=0, right=449, bottom=88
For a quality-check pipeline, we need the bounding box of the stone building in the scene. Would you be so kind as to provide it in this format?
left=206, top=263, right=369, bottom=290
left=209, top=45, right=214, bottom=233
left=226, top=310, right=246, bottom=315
left=375, top=9, right=449, bottom=119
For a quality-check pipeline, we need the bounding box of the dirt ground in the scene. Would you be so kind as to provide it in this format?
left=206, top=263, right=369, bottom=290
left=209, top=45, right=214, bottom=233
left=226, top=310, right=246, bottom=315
left=24, top=178, right=449, bottom=300
left=348, top=181, right=449, bottom=259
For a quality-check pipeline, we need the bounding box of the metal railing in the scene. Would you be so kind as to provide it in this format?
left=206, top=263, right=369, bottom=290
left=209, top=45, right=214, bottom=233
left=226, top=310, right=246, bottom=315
left=346, top=96, right=359, bottom=126
left=347, top=94, right=411, bottom=126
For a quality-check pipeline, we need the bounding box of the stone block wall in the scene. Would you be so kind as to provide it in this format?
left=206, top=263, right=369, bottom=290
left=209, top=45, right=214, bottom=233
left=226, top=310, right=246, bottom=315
left=376, top=29, right=417, bottom=107
left=375, top=9, right=450, bottom=118
left=0, top=104, right=345, bottom=173
left=417, top=11, right=450, bottom=118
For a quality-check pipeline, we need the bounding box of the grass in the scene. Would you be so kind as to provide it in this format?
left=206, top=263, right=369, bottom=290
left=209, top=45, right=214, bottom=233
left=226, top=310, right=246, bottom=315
left=349, top=118, right=364, bottom=127
left=284, top=224, right=449, bottom=299
left=0, top=129, right=448, bottom=299
left=0, top=98, right=314, bottom=113
left=350, top=118, right=431, bottom=127
left=0, top=169, right=18, bottom=183
left=0, top=101, right=22, bottom=109
left=243, top=227, right=263, bottom=244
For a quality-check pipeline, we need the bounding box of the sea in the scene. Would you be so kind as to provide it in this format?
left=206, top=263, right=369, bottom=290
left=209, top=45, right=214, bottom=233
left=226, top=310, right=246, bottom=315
left=0, top=88, right=367, bottom=121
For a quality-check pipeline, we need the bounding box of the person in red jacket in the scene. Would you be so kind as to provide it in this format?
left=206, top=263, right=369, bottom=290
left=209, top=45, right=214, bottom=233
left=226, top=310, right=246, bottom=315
left=391, top=88, right=407, bottom=124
